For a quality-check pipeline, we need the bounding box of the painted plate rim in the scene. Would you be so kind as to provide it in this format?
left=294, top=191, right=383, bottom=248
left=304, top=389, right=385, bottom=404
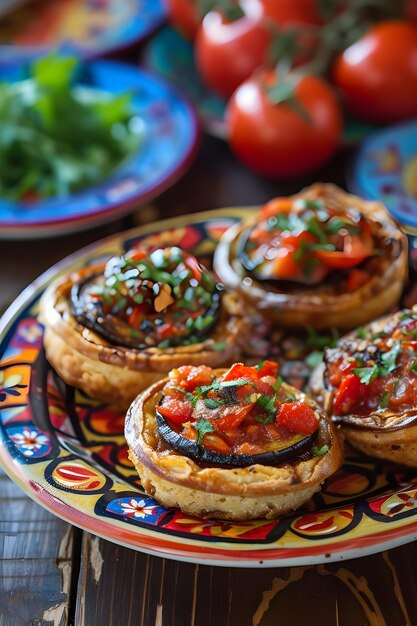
left=0, top=0, right=166, bottom=65
left=1, top=208, right=417, bottom=568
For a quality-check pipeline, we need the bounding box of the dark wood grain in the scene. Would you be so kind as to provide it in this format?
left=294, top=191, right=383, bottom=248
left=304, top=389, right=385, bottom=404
left=0, top=468, right=76, bottom=626
left=75, top=533, right=417, bottom=626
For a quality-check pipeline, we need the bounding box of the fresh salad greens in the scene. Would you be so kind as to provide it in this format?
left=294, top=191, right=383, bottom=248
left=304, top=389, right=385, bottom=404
left=0, top=55, right=143, bottom=200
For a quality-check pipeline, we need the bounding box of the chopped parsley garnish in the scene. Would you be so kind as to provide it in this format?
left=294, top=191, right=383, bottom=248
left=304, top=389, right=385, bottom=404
left=306, top=326, right=339, bottom=349
left=356, top=327, right=369, bottom=340
left=311, top=444, right=329, bottom=457
left=352, top=341, right=401, bottom=384
left=380, top=391, right=390, bottom=409
left=410, top=359, right=417, bottom=375
left=157, top=339, right=171, bottom=349
left=352, top=365, right=380, bottom=385
left=273, top=376, right=283, bottom=392
left=256, top=394, right=277, bottom=422
left=380, top=341, right=401, bottom=373
left=204, top=398, right=225, bottom=409
left=195, top=418, right=214, bottom=444
left=212, top=342, right=227, bottom=351
left=305, top=350, right=323, bottom=369
left=399, top=312, right=417, bottom=321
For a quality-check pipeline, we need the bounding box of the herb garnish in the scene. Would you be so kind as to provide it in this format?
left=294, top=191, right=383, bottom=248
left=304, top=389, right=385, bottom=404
left=311, top=444, right=329, bottom=457
left=0, top=54, right=143, bottom=199
left=195, top=418, right=214, bottom=444
left=352, top=341, right=402, bottom=384
left=380, top=391, right=390, bottom=409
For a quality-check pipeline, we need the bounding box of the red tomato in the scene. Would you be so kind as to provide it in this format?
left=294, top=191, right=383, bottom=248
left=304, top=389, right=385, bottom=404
left=260, top=0, right=322, bottom=25
left=333, top=21, right=417, bottom=124
left=158, top=397, right=192, bottom=424
left=333, top=373, right=365, bottom=416
left=165, top=0, right=201, bottom=39
left=169, top=365, right=214, bottom=391
left=259, top=197, right=293, bottom=219
left=314, top=224, right=374, bottom=269
left=256, top=360, right=279, bottom=379
left=222, top=362, right=257, bottom=382
left=226, top=71, right=342, bottom=177
left=276, top=401, right=318, bottom=435
left=194, top=2, right=271, bottom=99
left=345, top=269, right=369, bottom=292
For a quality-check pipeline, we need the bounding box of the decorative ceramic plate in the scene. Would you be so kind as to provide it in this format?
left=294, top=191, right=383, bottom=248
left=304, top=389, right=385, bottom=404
left=1, top=210, right=417, bottom=568
left=0, top=0, right=166, bottom=64
left=348, top=120, right=417, bottom=231
left=0, top=60, right=199, bottom=239
left=142, top=26, right=376, bottom=143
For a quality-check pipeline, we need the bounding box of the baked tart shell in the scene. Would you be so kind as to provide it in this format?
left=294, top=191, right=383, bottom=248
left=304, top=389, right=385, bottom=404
left=39, top=266, right=249, bottom=410
left=310, top=310, right=417, bottom=467
left=125, top=376, right=344, bottom=520
left=214, top=183, right=408, bottom=330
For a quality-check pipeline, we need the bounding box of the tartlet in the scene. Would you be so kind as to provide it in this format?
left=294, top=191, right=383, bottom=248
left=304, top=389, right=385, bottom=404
left=214, top=183, right=407, bottom=330
left=40, top=246, right=248, bottom=410
left=125, top=361, right=343, bottom=520
left=310, top=308, right=417, bottom=467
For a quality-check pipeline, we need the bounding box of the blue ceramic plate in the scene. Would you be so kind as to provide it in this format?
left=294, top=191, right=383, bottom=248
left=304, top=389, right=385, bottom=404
left=0, top=60, right=199, bottom=239
left=348, top=120, right=417, bottom=229
left=0, top=0, right=166, bottom=64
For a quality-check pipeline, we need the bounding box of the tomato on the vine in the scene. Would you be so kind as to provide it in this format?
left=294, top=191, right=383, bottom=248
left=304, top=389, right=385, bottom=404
left=333, top=20, right=417, bottom=124
left=194, top=2, right=271, bottom=99
left=260, top=0, right=322, bottom=26
left=226, top=70, right=342, bottom=177
left=165, top=0, right=202, bottom=39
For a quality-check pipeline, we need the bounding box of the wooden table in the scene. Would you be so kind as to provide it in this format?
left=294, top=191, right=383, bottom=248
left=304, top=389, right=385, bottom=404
left=1, top=135, right=417, bottom=626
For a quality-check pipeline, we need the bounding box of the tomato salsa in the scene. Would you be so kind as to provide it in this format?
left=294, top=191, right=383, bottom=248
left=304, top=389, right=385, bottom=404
left=241, top=196, right=375, bottom=287
left=157, top=362, right=322, bottom=460
left=70, top=247, right=220, bottom=350
left=326, top=311, right=417, bottom=417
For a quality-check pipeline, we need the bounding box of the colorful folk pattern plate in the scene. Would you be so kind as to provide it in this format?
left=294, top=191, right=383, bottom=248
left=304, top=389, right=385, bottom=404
left=349, top=120, right=417, bottom=231
left=0, top=60, right=199, bottom=239
left=0, top=0, right=166, bottom=64
left=1, top=210, right=417, bottom=568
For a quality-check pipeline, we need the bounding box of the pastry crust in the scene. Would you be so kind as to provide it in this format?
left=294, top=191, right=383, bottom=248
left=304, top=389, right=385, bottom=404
left=310, top=308, right=417, bottom=467
left=214, top=183, right=408, bottom=330
left=39, top=265, right=249, bottom=410
left=125, top=376, right=344, bottom=520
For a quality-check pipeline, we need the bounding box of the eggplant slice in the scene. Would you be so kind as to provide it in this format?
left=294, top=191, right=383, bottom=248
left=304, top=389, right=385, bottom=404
left=155, top=409, right=318, bottom=468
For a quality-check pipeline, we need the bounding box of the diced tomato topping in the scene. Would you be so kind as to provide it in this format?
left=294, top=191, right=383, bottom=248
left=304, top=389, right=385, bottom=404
left=259, top=197, right=293, bottom=220
left=315, top=224, right=374, bottom=270
left=222, top=361, right=279, bottom=383
left=345, top=269, right=369, bottom=292
left=184, top=254, right=203, bottom=281
left=157, top=398, right=192, bottom=425
left=222, top=363, right=258, bottom=382
left=276, top=401, right=318, bottom=435
left=327, top=358, right=357, bottom=387
left=201, top=433, right=231, bottom=454
left=333, top=373, right=366, bottom=416
left=158, top=322, right=174, bottom=338
left=128, top=249, right=147, bottom=261
left=128, top=306, right=141, bottom=328
left=256, top=360, right=279, bottom=379
left=169, top=365, right=214, bottom=391
left=212, top=404, right=255, bottom=431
